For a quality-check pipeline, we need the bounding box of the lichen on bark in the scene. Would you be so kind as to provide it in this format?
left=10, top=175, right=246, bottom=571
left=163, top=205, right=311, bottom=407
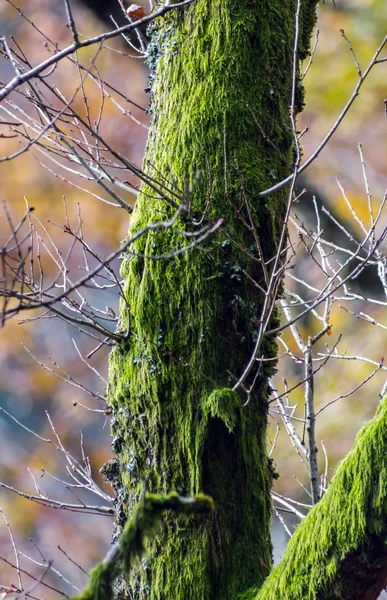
left=107, top=1, right=318, bottom=598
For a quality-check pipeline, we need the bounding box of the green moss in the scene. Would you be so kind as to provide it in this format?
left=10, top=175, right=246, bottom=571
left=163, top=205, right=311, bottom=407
left=72, top=563, right=115, bottom=600
left=204, top=388, right=239, bottom=431
left=238, top=589, right=261, bottom=600
left=256, top=396, right=387, bottom=600
left=108, top=1, right=318, bottom=598
left=71, top=493, right=213, bottom=600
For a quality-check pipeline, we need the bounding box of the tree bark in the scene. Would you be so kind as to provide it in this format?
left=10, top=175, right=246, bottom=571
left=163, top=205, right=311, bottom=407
left=108, top=1, right=317, bottom=598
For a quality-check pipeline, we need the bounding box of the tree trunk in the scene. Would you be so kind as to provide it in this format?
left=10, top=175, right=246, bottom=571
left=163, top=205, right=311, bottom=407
left=108, top=2, right=317, bottom=598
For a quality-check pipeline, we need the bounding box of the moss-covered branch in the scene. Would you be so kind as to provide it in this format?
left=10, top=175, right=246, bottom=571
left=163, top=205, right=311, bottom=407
left=256, top=396, right=387, bottom=600
left=71, top=493, right=213, bottom=600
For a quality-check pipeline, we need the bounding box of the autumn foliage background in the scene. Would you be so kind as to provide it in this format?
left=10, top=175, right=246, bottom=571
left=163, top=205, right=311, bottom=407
left=0, top=0, right=387, bottom=595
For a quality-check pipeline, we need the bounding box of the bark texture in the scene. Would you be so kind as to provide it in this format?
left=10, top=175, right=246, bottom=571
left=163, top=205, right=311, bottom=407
left=108, top=2, right=317, bottom=599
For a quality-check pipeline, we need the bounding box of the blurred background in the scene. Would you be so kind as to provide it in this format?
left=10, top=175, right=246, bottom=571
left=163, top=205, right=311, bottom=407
left=0, top=0, right=386, bottom=596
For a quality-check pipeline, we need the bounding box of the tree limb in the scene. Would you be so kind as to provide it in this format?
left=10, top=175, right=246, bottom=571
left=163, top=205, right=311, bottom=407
left=257, top=395, right=387, bottom=600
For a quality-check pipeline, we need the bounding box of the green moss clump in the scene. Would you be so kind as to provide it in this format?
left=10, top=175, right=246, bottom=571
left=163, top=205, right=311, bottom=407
left=204, top=388, right=239, bottom=431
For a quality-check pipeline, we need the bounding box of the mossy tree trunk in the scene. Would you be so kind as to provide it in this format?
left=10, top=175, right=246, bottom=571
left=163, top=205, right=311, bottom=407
left=108, top=2, right=317, bottom=599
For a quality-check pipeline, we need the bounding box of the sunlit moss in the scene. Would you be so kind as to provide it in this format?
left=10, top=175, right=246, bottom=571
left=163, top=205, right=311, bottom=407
left=256, top=396, right=387, bottom=600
